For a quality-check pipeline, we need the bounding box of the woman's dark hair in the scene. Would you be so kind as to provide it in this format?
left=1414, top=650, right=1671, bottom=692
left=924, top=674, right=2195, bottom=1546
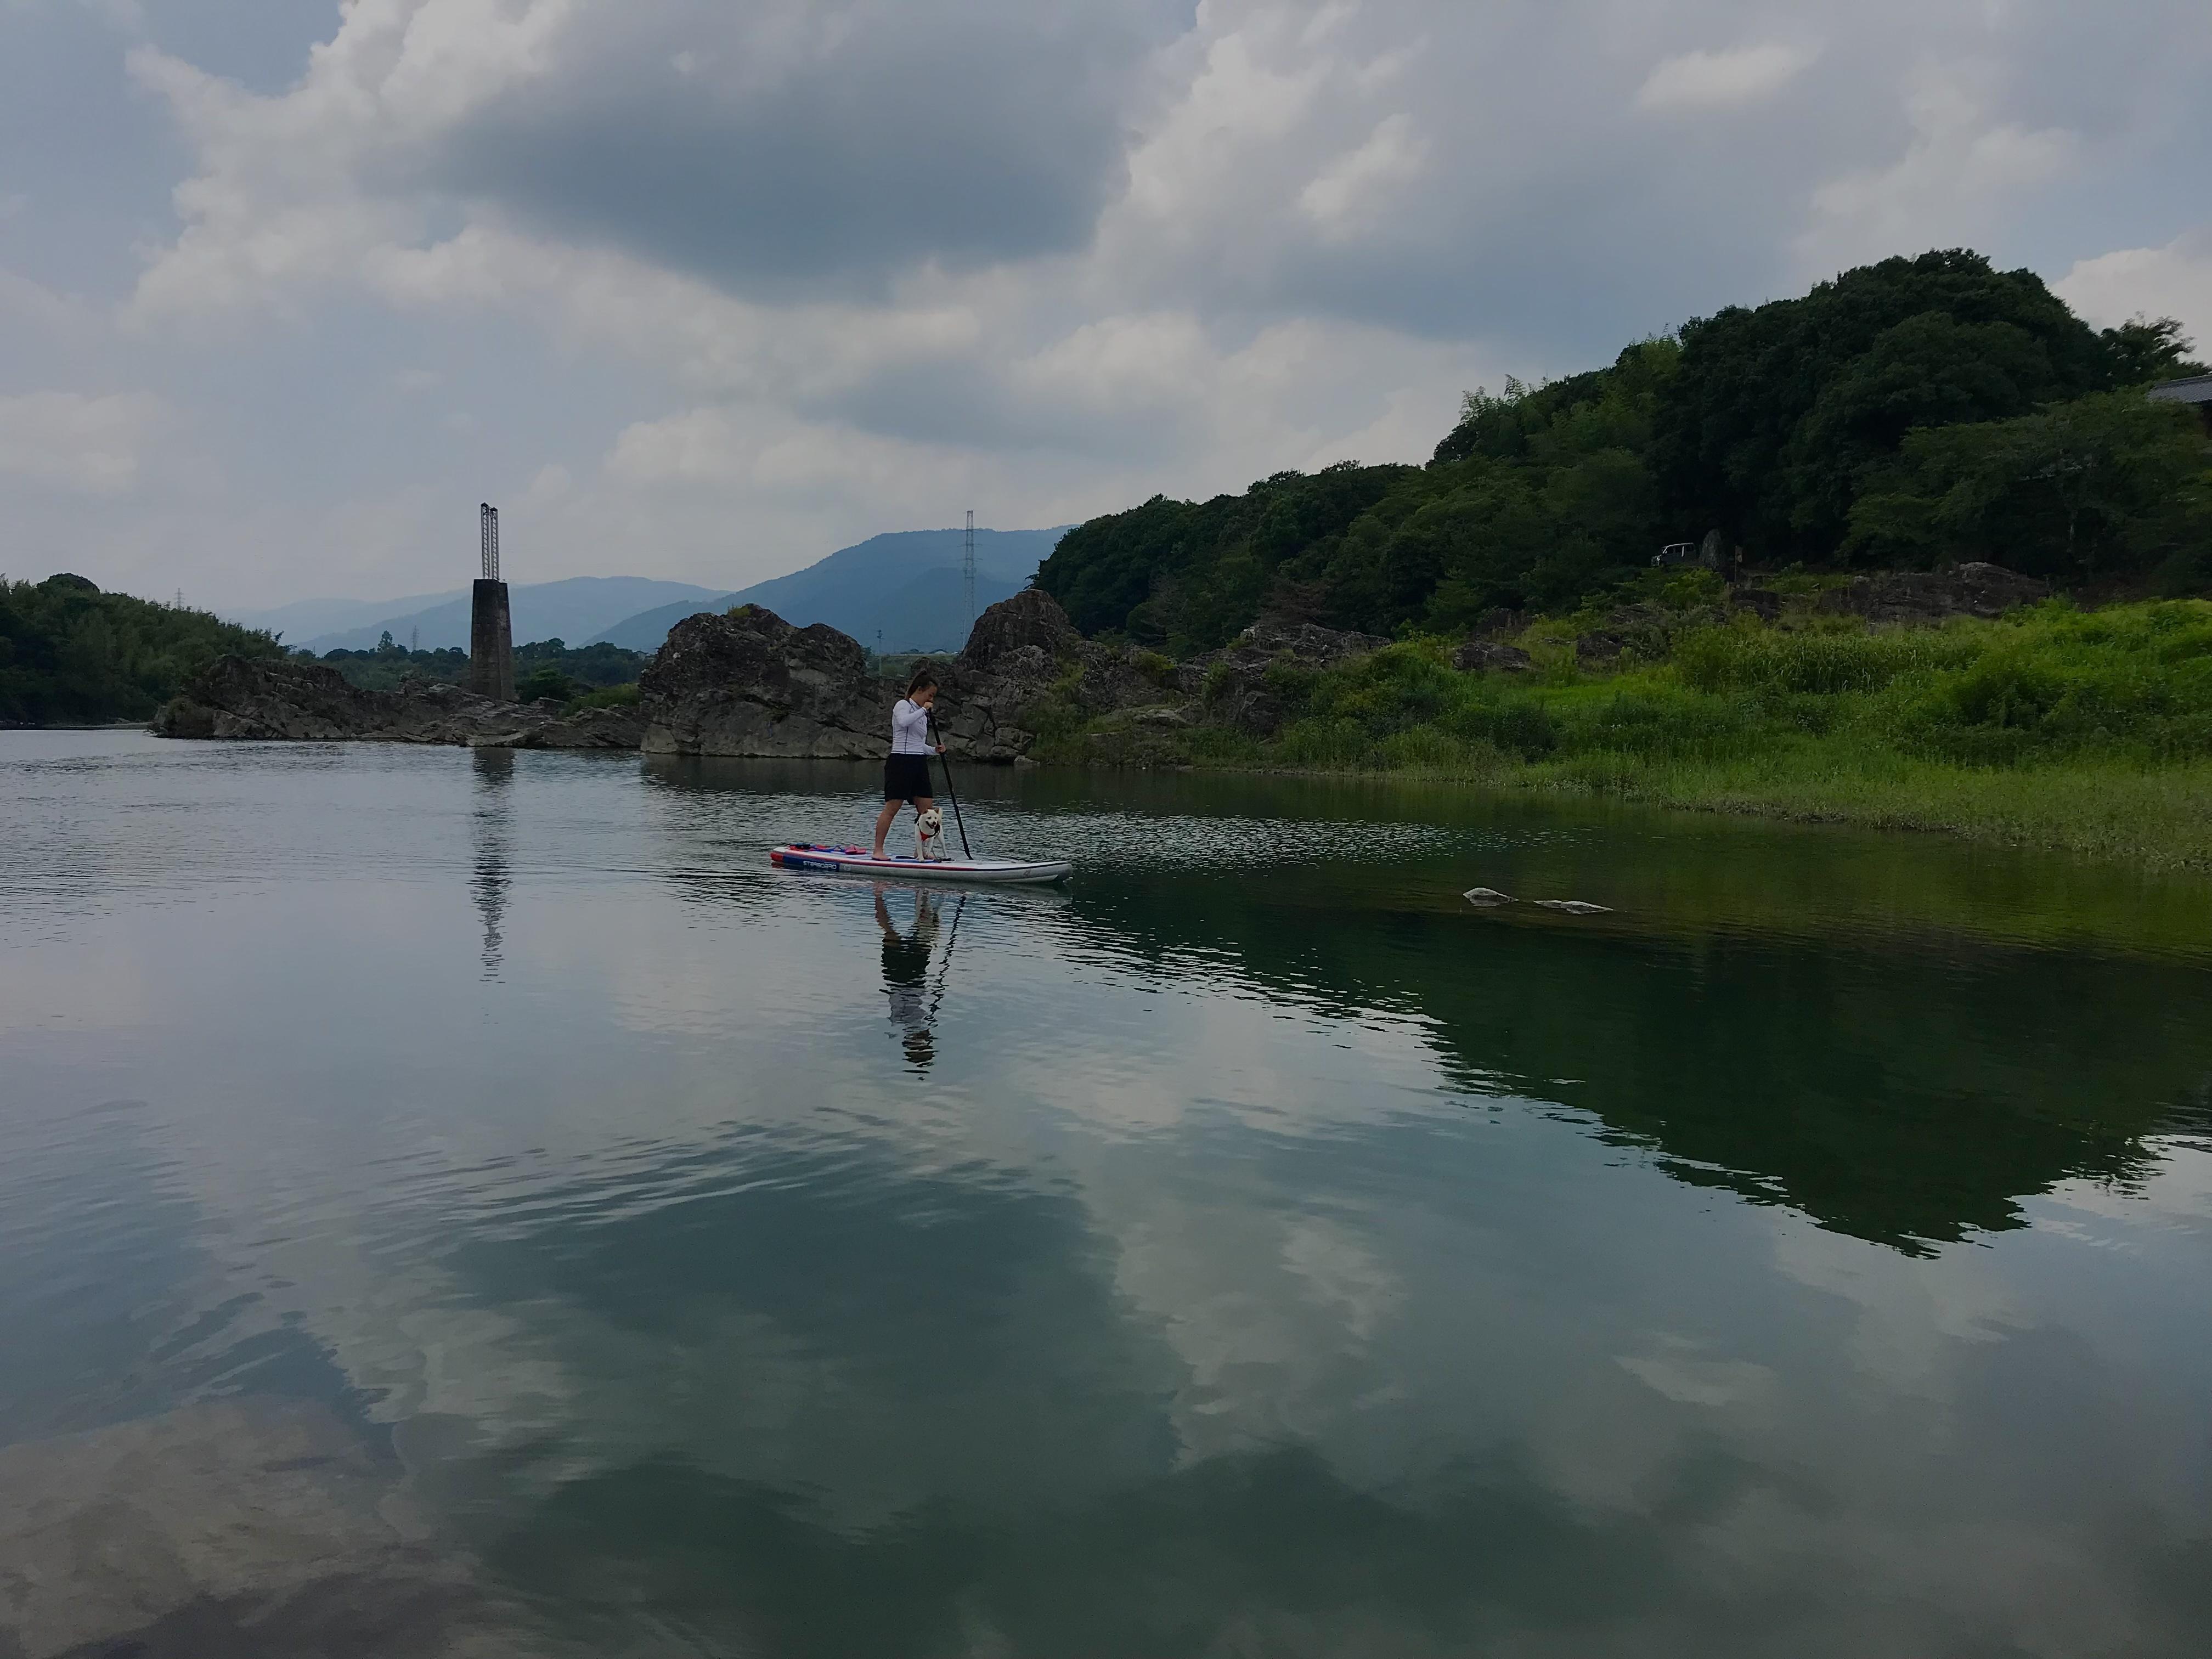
left=905, top=668, right=938, bottom=697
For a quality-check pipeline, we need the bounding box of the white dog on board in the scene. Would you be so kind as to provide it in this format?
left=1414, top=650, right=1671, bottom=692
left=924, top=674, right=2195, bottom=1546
left=914, top=806, right=949, bottom=861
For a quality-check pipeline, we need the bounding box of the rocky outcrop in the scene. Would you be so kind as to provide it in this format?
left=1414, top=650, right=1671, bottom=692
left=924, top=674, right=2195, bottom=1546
left=1175, top=618, right=1390, bottom=737
left=1452, top=639, right=1533, bottom=674
left=155, top=657, right=644, bottom=748
left=1816, top=562, right=2050, bottom=625
left=959, top=586, right=1082, bottom=675
left=1574, top=631, right=1626, bottom=667
left=637, top=604, right=898, bottom=758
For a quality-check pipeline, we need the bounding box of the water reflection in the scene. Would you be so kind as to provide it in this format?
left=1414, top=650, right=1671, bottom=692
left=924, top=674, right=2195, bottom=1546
left=874, top=885, right=963, bottom=1074
left=7, top=735, right=2212, bottom=1659
left=470, top=748, right=512, bottom=979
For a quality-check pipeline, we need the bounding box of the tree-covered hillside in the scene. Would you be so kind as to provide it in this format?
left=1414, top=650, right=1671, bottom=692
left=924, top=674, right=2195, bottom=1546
left=1037, top=251, right=2211, bottom=654
left=1, top=574, right=286, bottom=726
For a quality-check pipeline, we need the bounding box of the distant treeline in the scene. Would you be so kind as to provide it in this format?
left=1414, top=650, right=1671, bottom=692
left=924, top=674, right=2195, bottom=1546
left=1037, top=250, right=2212, bottom=654
left=312, top=634, right=647, bottom=701
left=1, top=574, right=284, bottom=726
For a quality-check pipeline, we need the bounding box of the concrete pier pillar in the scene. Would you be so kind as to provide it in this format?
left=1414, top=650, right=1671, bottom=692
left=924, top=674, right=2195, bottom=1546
left=469, top=579, right=514, bottom=702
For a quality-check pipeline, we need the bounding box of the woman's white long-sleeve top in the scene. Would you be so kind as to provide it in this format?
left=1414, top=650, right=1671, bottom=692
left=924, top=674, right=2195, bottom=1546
left=890, top=698, right=933, bottom=754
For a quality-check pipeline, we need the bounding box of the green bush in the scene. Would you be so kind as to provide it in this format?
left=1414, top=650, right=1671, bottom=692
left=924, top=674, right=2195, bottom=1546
left=565, top=682, right=641, bottom=714
left=1, top=575, right=284, bottom=725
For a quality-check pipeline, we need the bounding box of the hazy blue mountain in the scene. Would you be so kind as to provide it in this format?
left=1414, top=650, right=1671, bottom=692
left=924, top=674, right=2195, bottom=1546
left=588, top=527, right=1068, bottom=653
left=300, top=577, right=724, bottom=653
left=228, top=590, right=465, bottom=644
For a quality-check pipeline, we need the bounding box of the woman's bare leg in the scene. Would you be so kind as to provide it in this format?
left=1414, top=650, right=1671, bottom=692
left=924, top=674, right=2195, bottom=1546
left=872, top=796, right=936, bottom=857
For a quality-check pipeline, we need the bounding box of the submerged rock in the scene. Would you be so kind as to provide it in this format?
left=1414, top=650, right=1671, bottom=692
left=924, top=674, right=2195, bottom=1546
left=1463, top=887, right=1516, bottom=906
left=155, top=657, right=642, bottom=749
left=1528, top=899, right=1612, bottom=915
left=0, top=1397, right=535, bottom=1657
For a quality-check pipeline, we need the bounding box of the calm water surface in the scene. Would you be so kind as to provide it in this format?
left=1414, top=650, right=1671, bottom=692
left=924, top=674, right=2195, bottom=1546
left=4, top=730, right=2210, bottom=1657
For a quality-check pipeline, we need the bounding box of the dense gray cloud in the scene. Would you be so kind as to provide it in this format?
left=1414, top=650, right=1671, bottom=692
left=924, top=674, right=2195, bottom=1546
left=433, top=0, right=1186, bottom=296
left=1, top=0, right=2209, bottom=611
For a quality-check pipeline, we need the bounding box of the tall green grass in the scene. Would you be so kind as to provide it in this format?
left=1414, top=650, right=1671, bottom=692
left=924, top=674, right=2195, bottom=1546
left=1201, top=600, right=2212, bottom=868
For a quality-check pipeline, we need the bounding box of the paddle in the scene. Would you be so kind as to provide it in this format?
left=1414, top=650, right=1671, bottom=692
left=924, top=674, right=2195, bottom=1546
left=928, top=711, right=974, bottom=859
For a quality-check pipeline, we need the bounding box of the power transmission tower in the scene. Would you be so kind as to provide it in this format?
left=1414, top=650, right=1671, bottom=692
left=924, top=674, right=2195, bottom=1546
left=963, top=509, right=975, bottom=630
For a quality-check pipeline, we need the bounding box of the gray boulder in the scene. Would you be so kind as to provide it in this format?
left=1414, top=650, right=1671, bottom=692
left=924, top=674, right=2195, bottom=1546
left=1452, top=639, right=1533, bottom=674
left=155, top=657, right=642, bottom=749
left=639, top=604, right=896, bottom=758
left=960, top=586, right=1081, bottom=673
left=1816, top=562, right=2050, bottom=625
left=1574, top=631, right=1626, bottom=667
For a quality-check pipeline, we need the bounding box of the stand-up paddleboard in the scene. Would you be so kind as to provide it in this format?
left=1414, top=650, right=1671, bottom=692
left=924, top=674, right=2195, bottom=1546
left=770, top=844, right=1072, bottom=884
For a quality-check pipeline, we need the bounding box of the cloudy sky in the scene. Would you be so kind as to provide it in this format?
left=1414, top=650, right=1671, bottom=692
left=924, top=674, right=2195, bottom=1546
left=3, top=0, right=2209, bottom=613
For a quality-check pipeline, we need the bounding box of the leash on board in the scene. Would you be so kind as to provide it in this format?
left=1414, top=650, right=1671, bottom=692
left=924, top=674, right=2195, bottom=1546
left=929, top=712, right=973, bottom=859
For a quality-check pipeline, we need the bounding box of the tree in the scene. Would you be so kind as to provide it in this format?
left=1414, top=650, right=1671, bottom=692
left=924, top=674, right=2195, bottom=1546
left=1848, top=393, right=2212, bottom=582
left=2099, top=316, right=2208, bottom=386
left=1655, top=250, right=2108, bottom=560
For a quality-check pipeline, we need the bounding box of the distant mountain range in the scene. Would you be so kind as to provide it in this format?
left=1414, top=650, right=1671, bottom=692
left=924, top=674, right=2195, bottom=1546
left=587, top=527, right=1069, bottom=654
left=233, top=527, right=1069, bottom=659
left=230, top=590, right=467, bottom=644
left=283, top=577, right=726, bottom=654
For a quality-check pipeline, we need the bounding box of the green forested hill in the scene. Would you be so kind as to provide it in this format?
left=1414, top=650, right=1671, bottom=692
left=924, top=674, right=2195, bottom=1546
left=0, top=574, right=285, bottom=726
left=1037, top=250, right=2211, bottom=654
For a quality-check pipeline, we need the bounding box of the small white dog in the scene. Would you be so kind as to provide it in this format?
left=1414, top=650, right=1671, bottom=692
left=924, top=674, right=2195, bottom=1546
left=913, top=806, right=950, bottom=860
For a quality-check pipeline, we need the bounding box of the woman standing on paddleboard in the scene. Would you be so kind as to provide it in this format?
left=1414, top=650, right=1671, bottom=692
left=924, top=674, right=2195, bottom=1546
left=873, top=669, right=944, bottom=858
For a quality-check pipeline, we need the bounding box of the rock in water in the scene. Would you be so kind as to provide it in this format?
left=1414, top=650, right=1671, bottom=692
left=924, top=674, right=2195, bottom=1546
left=1463, top=887, right=1516, bottom=906
left=155, top=657, right=642, bottom=749
left=1528, top=899, right=1612, bottom=915
left=639, top=604, right=895, bottom=758
left=0, top=1397, right=538, bottom=1657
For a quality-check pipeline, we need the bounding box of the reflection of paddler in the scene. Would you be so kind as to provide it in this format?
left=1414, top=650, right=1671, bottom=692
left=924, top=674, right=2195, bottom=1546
left=875, top=887, right=941, bottom=1069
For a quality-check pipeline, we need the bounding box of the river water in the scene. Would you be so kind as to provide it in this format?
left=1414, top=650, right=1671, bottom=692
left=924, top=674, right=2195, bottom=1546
left=3, top=730, right=2209, bottom=1657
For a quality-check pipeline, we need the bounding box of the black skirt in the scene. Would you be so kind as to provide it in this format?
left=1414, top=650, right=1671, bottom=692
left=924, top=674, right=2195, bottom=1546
left=883, top=753, right=934, bottom=803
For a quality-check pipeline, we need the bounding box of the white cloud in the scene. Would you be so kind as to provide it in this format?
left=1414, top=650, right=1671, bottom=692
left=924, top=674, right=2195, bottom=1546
left=0, top=391, right=163, bottom=494
left=1299, top=113, right=1429, bottom=238
left=2, top=0, right=2207, bottom=607
left=2056, top=225, right=2212, bottom=358
left=1795, top=63, right=2076, bottom=279
left=1636, top=41, right=1821, bottom=112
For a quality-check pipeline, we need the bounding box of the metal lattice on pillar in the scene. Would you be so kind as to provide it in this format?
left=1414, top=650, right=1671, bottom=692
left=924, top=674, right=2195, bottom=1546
left=480, top=503, right=500, bottom=582
left=963, top=509, right=975, bottom=630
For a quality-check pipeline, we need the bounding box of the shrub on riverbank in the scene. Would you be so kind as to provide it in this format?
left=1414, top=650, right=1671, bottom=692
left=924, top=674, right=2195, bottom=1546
left=1076, top=600, right=2212, bottom=867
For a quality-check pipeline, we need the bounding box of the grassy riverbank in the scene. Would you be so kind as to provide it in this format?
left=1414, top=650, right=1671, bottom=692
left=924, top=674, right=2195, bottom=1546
left=1057, top=599, right=2212, bottom=870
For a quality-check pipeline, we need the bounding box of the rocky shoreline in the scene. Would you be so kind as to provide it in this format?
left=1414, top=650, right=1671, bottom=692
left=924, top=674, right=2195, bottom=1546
left=154, top=564, right=2053, bottom=763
